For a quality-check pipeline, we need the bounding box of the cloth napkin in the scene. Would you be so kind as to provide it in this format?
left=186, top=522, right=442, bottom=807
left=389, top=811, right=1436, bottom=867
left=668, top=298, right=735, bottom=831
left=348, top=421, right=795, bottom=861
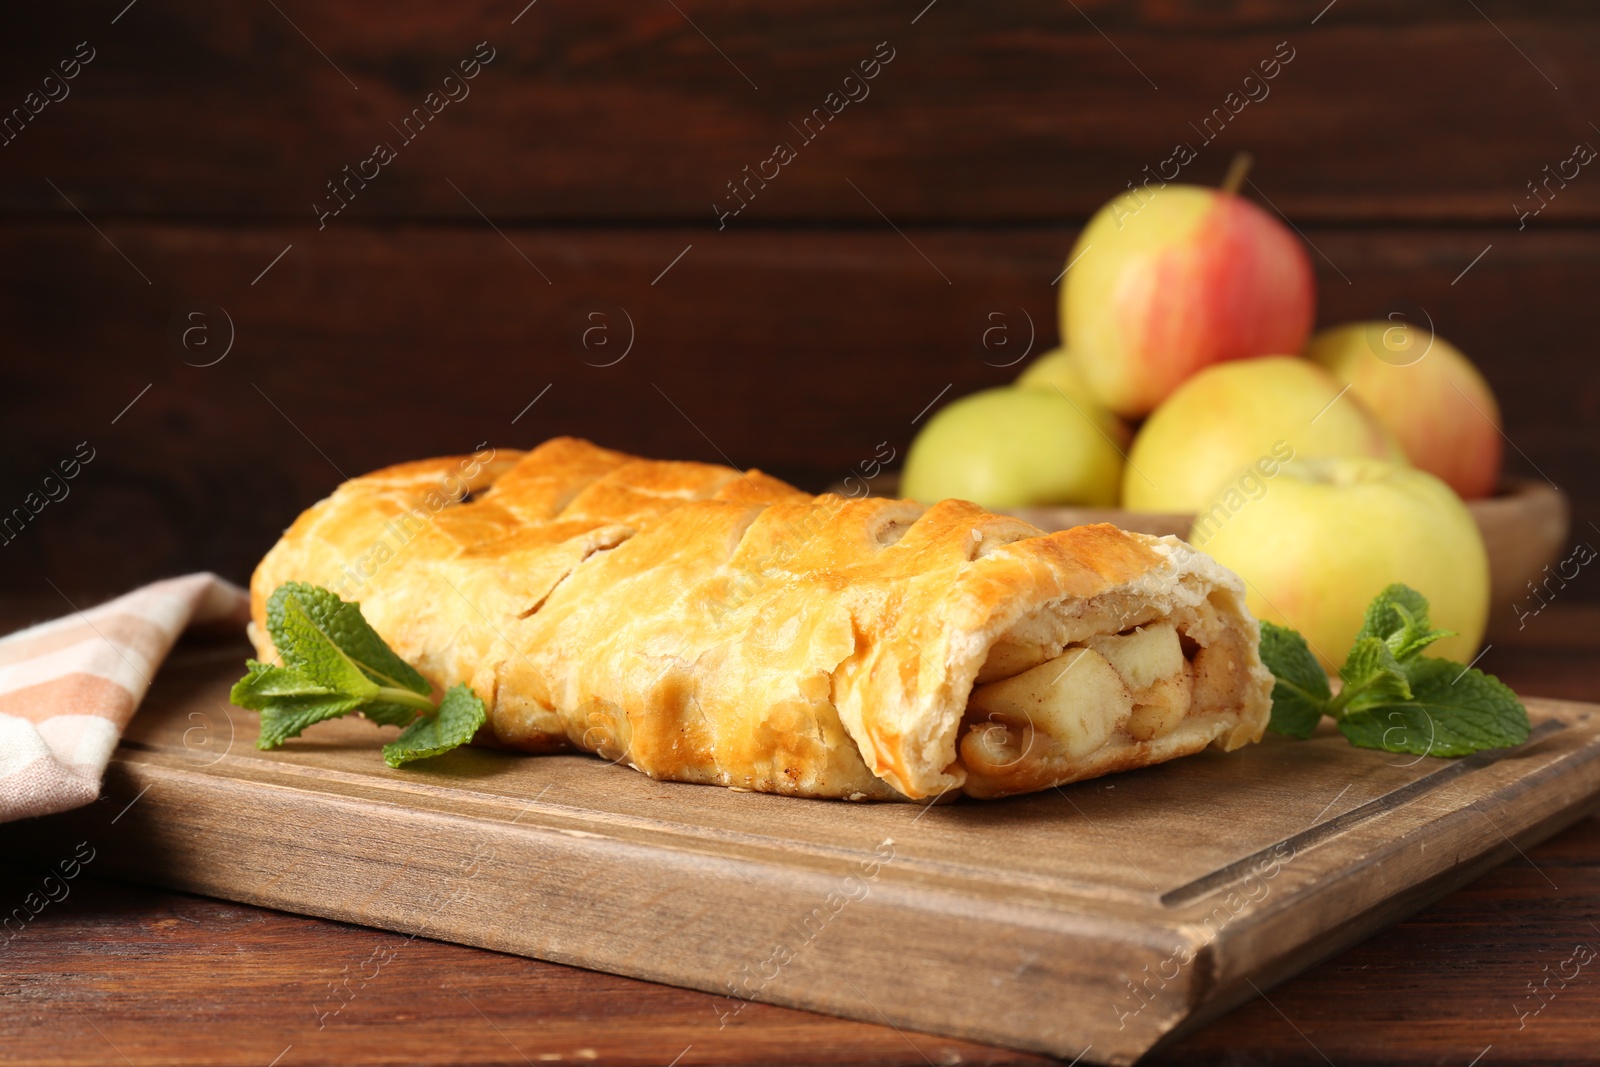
left=0, top=573, right=249, bottom=824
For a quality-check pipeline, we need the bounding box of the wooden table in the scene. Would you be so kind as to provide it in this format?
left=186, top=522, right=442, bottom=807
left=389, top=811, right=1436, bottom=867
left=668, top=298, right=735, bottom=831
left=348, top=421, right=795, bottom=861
left=3, top=605, right=1599, bottom=1066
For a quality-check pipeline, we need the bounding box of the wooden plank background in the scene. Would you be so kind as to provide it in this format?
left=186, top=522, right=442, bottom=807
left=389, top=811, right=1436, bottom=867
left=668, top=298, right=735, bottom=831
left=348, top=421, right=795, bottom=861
left=1, top=1, right=1596, bottom=607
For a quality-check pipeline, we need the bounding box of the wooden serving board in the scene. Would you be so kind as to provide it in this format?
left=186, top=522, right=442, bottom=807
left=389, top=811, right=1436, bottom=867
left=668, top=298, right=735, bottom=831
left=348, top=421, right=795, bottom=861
left=11, top=634, right=1600, bottom=1065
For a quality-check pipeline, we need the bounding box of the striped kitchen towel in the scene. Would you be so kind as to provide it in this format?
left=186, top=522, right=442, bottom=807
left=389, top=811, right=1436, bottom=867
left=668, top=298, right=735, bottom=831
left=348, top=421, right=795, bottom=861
left=0, top=573, right=248, bottom=824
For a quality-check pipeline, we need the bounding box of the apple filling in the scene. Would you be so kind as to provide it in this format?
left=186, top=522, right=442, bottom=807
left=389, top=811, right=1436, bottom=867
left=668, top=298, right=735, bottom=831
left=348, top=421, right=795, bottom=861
left=958, top=597, right=1253, bottom=787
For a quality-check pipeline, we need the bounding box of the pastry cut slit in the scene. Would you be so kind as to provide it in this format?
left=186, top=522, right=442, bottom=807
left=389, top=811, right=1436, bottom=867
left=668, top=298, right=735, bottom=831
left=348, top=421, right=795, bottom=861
left=868, top=502, right=927, bottom=549
left=724, top=504, right=772, bottom=559
left=545, top=464, right=644, bottom=521
left=970, top=528, right=1035, bottom=561
left=517, top=531, right=636, bottom=619
left=875, top=520, right=914, bottom=548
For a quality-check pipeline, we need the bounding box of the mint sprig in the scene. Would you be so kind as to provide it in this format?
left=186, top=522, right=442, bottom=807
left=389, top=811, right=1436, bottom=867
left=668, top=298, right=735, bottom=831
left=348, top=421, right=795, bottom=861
left=1259, top=584, right=1530, bottom=757
left=231, top=583, right=486, bottom=766
left=382, top=684, right=488, bottom=767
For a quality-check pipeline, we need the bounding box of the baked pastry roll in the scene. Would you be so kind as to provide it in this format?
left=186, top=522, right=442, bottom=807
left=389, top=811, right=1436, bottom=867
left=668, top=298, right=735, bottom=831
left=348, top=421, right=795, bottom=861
left=248, top=437, right=1272, bottom=801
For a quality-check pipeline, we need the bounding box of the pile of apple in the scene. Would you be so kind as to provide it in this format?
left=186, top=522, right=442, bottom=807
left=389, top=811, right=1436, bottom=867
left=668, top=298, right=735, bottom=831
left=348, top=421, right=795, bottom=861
left=902, top=163, right=1504, bottom=668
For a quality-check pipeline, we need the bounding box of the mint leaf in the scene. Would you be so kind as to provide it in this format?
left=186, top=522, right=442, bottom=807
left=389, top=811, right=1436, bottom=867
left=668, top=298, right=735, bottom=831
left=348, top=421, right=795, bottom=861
left=239, top=584, right=437, bottom=753
left=1334, top=637, right=1412, bottom=714
left=266, top=587, right=380, bottom=698
left=1336, top=704, right=1439, bottom=757
left=1354, top=583, right=1429, bottom=644
left=1258, top=621, right=1330, bottom=739
left=382, top=684, right=488, bottom=767
left=1337, top=657, right=1530, bottom=757
left=1387, top=604, right=1453, bottom=662
left=360, top=701, right=428, bottom=728
left=232, top=660, right=395, bottom=748
left=257, top=693, right=370, bottom=748
left=266, top=582, right=429, bottom=695
left=1354, top=584, right=1453, bottom=662
left=230, top=660, right=338, bottom=707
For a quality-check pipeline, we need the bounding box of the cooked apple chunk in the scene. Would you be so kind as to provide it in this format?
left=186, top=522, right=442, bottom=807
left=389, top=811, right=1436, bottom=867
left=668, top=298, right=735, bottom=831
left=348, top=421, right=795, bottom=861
left=1192, top=627, right=1252, bottom=719
left=1125, top=660, right=1194, bottom=741
left=1085, top=621, right=1185, bottom=691
left=968, top=647, right=1133, bottom=761
left=959, top=717, right=1035, bottom=774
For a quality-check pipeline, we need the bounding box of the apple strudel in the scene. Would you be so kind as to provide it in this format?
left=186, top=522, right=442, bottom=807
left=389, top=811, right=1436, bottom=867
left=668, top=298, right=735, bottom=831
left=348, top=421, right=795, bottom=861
left=248, top=437, right=1273, bottom=800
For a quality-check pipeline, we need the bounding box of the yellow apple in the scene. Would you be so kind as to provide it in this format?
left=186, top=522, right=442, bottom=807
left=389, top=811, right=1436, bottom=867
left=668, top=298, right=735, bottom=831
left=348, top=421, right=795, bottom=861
left=1062, top=185, right=1315, bottom=418
left=901, top=386, right=1123, bottom=508
left=1305, top=321, right=1503, bottom=499
left=1193, top=456, right=1488, bottom=669
left=1124, top=356, right=1402, bottom=513
left=1015, top=347, right=1131, bottom=445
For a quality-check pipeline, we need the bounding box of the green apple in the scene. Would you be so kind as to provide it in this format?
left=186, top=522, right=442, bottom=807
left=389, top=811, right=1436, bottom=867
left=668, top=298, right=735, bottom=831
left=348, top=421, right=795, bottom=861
left=1305, top=321, right=1503, bottom=499
left=1192, top=456, right=1488, bottom=669
left=901, top=386, right=1123, bottom=508
left=1124, top=356, right=1402, bottom=513
left=1062, top=185, right=1315, bottom=418
left=1015, top=347, right=1131, bottom=445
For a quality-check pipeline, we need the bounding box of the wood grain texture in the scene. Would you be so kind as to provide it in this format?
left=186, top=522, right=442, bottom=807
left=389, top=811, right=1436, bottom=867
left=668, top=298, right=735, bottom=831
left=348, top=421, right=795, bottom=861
left=1, top=224, right=1595, bottom=600
left=5, top=633, right=1600, bottom=1063
left=1, top=2, right=1597, bottom=223
left=0, top=872, right=1049, bottom=1067
left=3, top=817, right=1598, bottom=1067
left=1155, top=813, right=1600, bottom=1066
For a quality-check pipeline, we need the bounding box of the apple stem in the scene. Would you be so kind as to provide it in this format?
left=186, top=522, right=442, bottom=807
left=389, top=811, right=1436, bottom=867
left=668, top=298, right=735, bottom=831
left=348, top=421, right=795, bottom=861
left=1221, top=152, right=1254, bottom=196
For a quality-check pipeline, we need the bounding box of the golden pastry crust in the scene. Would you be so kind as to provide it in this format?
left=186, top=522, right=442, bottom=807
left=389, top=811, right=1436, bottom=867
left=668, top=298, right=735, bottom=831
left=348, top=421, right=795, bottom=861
left=249, top=437, right=1273, bottom=801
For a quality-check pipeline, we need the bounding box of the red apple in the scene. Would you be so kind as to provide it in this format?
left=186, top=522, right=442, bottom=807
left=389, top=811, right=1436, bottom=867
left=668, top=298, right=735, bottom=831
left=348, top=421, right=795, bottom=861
left=1061, top=184, right=1315, bottom=417
left=1305, top=322, right=1503, bottom=499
